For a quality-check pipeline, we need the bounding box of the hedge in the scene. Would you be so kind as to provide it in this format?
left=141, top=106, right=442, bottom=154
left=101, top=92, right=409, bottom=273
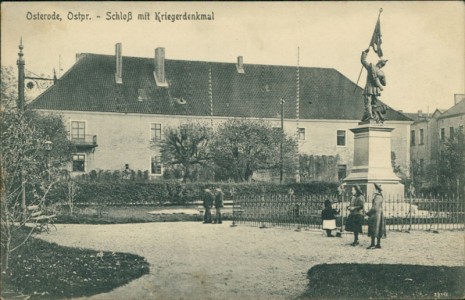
left=46, top=180, right=339, bottom=206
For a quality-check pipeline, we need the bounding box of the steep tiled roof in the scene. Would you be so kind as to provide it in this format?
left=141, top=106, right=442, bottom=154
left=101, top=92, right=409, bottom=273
left=28, top=53, right=411, bottom=121
left=438, top=99, right=465, bottom=119
left=403, top=113, right=428, bottom=123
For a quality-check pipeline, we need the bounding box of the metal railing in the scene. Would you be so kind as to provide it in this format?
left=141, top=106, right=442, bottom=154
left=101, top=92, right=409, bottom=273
left=70, top=135, right=98, bottom=147
left=232, top=193, right=465, bottom=231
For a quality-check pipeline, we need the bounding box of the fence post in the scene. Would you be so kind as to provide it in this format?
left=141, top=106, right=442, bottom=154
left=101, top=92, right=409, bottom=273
left=259, top=194, right=267, bottom=229
left=408, top=192, right=413, bottom=232
left=230, top=194, right=238, bottom=227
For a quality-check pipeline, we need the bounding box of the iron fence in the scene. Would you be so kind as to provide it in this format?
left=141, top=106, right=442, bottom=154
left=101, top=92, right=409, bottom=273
left=232, top=193, right=465, bottom=231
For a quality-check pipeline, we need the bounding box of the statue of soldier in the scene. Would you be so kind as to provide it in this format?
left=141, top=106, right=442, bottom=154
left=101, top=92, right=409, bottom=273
left=361, top=48, right=388, bottom=123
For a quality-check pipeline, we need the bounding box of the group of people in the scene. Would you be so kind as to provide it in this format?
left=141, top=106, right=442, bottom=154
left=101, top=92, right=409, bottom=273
left=321, top=183, right=386, bottom=249
left=202, top=188, right=224, bottom=224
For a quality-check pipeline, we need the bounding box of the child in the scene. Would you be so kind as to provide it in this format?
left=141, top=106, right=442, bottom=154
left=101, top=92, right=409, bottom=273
left=321, top=199, right=340, bottom=237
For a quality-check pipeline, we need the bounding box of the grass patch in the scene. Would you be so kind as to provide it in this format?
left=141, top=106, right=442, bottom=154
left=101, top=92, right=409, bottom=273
left=1, top=229, right=150, bottom=299
left=55, top=205, right=203, bottom=224
left=301, top=263, right=465, bottom=299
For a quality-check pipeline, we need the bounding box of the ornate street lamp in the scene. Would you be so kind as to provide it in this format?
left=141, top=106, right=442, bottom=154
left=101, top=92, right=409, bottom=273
left=17, top=38, right=56, bottom=110
left=17, top=39, right=56, bottom=217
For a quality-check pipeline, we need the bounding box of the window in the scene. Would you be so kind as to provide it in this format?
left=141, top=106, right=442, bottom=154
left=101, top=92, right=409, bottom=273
left=440, top=128, right=445, bottom=141
left=72, top=154, right=85, bottom=172
left=410, top=130, right=415, bottom=146
left=460, top=125, right=464, bottom=133
left=138, top=89, right=148, bottom=102
left=151, top=156, right=162, bottom=175
left=298, top=128, right=305, bottom=140
left=337, top=165, right=347, bottom=181
left=151, top=123, right=162, bottom=141
left=337, top=130, right=346, bottom=146
left=419, top=129, right=424, bottom=145
left=71, top=121, right=86, bottom=142
left=419, top=159, right=424, bottom=173
left=450, top=127, right=455, bottom=139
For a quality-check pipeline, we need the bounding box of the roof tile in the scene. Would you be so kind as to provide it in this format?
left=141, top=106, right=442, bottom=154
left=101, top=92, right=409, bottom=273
left=28, top=53, right=411, bottom=121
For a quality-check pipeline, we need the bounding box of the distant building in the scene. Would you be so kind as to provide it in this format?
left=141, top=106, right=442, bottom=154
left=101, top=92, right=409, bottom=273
left=407, top=95, right=464, bottom=187
left=28, top=44, right=412, bottom=180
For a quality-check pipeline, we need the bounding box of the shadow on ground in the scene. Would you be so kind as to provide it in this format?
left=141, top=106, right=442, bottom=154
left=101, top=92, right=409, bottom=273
left=300, top=263, right=465, bottom=299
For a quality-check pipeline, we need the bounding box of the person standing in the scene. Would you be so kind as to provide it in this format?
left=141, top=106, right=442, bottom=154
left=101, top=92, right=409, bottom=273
left=122, top=164, right=133, bottom=180
left=214, top=188, right=224, bottom=224
left=321, top=199, right=340, bottom=237
left=202, top=188, right=213, bottom=224
left=367, top=183, right=386, bottom=249
left=345, top=185, right=365, bottom=246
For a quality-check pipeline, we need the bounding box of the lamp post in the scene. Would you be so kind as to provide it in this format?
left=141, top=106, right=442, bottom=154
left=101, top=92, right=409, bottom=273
left=280, top=98, right=285, bottom=184
left=17, top=39, right=27, bottom=219
left=44, top=138, right=53, bottom=181
left=17, top=39, right=56, bottom=220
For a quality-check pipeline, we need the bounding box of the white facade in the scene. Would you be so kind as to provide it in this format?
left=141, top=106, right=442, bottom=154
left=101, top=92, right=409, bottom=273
left=40, top=109, right=412, bottom=180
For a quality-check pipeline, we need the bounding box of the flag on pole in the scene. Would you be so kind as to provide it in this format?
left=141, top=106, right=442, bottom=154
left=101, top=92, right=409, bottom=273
left=370, top=18, right=383, bottom=58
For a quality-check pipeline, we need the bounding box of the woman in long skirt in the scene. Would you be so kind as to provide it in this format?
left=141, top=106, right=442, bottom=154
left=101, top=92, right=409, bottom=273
left=345, top=185, right=365, bottom=246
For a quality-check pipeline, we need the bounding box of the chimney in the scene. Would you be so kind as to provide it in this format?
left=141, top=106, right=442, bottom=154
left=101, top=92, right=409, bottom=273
left=115, top=43, right=123, bottom=84
left=455, top=94, right=465, bottom=105
left=236, top=56, right=245, bottom=74
left=418, top=110, right=423, bottom=118
left=76, top=53, right=86, bottom=62
left=154, top=47, right=168, bottom=87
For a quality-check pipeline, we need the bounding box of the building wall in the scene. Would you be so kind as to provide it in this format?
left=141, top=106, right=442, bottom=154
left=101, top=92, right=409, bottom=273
left=408, top=110, right=463, bottom=188
left=386, top=121, right=411, bottom=177
left=39, top=110, right=411, bottom=179
left=429, top=114, right=441, bottom=165
left=437, top=114, right=465, bottom=142
left=410, top=120, right=432, bottom=170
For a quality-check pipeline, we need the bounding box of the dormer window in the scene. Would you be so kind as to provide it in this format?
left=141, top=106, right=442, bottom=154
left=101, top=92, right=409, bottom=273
left=138, top=89, right=148, bottom=102
left=175, top=97, right=186, bottom=105
left=236, top=56, right=245, bottom=74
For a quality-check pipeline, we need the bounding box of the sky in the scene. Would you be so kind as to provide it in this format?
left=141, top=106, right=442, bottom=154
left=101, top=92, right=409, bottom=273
left=1, top=1, right=464, bottom=114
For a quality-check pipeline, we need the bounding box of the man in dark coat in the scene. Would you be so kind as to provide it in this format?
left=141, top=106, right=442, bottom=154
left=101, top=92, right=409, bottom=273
left=202, top=188, right=214, bottom=224
left=213, top=188, right=224, bottom=224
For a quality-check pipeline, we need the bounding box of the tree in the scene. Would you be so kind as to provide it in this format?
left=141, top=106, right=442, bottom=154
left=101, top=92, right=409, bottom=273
left=438, top=129, right=465, bottom=196
left=157, top=122, right=212, bottom=182
left=1, top=69, right=73, bottom=270
left=210, top=119, right=297, bottom=182
left=1, top=66, right=18, bottom=110
left=391, top=151, right=407, bottom=181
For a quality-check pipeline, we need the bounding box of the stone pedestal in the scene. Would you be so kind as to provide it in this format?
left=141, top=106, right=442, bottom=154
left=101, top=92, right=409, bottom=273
left=343, top=122, right=404, bottom=200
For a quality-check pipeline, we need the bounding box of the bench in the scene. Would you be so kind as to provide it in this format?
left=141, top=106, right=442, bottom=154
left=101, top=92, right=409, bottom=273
left=27, top=205, right=57, bottom=233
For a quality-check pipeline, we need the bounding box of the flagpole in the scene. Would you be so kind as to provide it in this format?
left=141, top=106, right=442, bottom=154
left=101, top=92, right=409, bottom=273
left=353, top=8, right=383, bottom=94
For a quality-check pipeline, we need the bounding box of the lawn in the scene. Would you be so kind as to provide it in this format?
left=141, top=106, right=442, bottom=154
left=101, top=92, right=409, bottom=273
left=301, top=263, right=465, bottom=299
left=1, top=229, right=150, bottom=300
left=55, top=205, right=203, bottom=224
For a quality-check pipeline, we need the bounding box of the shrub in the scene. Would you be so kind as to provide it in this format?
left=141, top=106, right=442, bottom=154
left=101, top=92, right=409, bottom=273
left=45, top=179, right=339, bottom=206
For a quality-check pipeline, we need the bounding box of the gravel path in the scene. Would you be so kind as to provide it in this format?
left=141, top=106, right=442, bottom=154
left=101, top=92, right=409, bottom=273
left=37, top=222, right=465, bottom=300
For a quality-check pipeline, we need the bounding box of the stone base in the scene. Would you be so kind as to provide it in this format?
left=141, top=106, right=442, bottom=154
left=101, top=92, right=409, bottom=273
left=343, top=123, right=405, bottom=201
left=342, top=180, right=405, bottom=201
left=358, top=119, right=383, bottom=126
